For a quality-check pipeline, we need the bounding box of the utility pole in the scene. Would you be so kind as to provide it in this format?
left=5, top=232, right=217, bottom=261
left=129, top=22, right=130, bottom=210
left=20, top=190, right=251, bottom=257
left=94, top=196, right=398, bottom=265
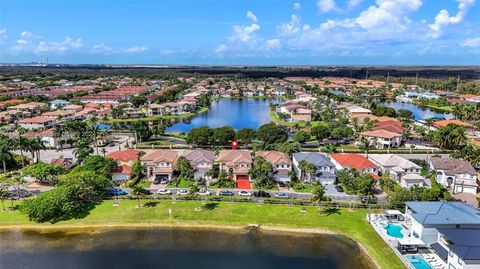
left=365, top=71, right=368, bottom=80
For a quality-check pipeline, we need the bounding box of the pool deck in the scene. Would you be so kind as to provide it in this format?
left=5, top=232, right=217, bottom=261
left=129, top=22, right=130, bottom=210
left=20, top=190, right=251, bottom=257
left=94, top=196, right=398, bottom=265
left=367, top=214, right=447, bottom=269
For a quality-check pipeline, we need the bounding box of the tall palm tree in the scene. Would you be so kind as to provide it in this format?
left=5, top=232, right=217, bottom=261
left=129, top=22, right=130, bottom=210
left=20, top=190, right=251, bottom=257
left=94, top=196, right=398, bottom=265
left=53, top=125, right=65, bottom=150
left=15, top=136, right=30, bottom=168
left=90, top=125, right=100, bottom=155
left=0, top=145, right=12, bottom=173
left=131, top=185, right=146, bottom=208
left=73, top=139, right=93, bottom=164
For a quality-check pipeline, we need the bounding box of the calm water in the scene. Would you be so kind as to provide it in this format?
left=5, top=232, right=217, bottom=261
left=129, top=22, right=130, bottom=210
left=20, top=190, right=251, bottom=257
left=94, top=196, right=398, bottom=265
left=166, top=98, right=278, bottom=133
left=384, top=101, right=453, bottom=121
left=0, top=228, right=374, bottom=269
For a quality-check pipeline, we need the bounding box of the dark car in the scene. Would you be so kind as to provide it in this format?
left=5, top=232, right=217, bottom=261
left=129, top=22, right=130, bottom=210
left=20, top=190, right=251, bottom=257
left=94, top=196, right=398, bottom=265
left=109, top=188, right=127, bottom=196
left=360, top=196, right=377, bottom=204
left=335, top=185, right=344, bottom=192
left=219, top=190, right=234, bottom=196
left=253, top=190, right=271, bottom=198
left=153, top=178, right=161, bottom=185
left=141, top=189, right=152, bottom=195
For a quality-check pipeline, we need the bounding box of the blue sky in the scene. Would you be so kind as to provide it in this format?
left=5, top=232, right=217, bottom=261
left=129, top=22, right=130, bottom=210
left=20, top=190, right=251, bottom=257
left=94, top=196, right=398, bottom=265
left=0, top=0, right=479, bottom=65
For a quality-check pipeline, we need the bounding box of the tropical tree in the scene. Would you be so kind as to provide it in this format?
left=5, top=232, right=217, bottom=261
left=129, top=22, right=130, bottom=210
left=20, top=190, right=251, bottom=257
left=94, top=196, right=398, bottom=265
left=15, top=136, right=30, bottom=167
left=359, top=137, right=374, bottom=156
left=357, top=173, right=376, bottom=202
left=236, top=128, right=256, bottom=144
left=53, top=125, right=66, bottom=150
left=311, top=183, right=326, bottom=205
left=23, top=162, right=65, bottom=184
left=249, top=156, right=274, bottom=189
left=73, top=139, right=94, bottom=164
left=256, top=123, right=288, bottom=145
left=434, top=124, right=467, bottom=150
left=90, top=125, right=101, bottom=155
left=0, top=143, right=13, bottom=173
left=0, top=183, right=8, bottom=211
left=131, top=185, right=146, bottom=208
left=175, top=156, right=194, bottom=180
left=212, top=126, right=236, bottom=145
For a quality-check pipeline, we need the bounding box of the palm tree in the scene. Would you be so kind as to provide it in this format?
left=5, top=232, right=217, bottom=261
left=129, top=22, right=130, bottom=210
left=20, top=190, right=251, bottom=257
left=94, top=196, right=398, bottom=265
left=0, top=184, right=8, bottom=211
left=15, top=136, right=29, bottom=168
left=30, top=137, right=46, bottom=163
left=311, top=183, right=325, bottom=206
left=90, top=125, right=100, bottom=155
left=0, top=145, right=12, bottom=173
left=53, top=125, right=65, bottom=150
left=131, top=185, right=146, bottom=208
left=360, top=137, right=374, bottom=156
left=73, top=139, right=93, bottom=164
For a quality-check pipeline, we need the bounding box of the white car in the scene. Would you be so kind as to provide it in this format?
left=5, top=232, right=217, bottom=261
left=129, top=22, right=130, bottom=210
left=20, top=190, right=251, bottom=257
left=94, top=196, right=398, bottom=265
left=238, top=190, right=252, bottom=197
left=198, top=190, right=211, bottom=196
left=157, top=189, right=172, bottom=195
left=177, top=189, right=189, bottom=195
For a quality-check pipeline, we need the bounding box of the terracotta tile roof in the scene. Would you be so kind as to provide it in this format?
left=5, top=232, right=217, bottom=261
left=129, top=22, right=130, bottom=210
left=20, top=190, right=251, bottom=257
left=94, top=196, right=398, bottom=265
left=19, top=116, right=53, bottom=124
left=22, top=128, right=55, bottom=138
left=217, top=150, right=252, bottom=165
left=255, top=151, right=292, bottom=165
left=360, top=129, right=402, bottom=139
left=114, top=165, right=132, bottom=174
left=141, top=149, right=178, bottom=163
left=107, top=149, right=140, bottom=161
left=433, top=120, right=472, bottom=128
left=331, top=153, right=379, bottom=171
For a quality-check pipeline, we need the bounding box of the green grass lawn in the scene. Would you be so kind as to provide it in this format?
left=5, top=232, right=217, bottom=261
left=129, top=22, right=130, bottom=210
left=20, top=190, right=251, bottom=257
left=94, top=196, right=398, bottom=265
left=269, top=111, right=308, bottom=128
left=293, top=184, right=318, bottom=193
left=0, top=200, right=403, bottom=269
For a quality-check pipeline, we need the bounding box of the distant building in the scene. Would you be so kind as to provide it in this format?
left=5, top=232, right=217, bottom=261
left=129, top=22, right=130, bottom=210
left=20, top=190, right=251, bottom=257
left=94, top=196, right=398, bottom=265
left=429, top=157, right=478, bottom=194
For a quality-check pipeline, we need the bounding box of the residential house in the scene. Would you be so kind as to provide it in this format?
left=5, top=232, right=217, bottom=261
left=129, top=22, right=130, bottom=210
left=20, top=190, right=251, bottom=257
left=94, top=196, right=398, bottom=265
left=347, top=106, right=372, bottom=117
left=432, top=120, right=473, bottom=129
left=359, top=129, right=403, bottom=148
left=255, top=151, right=292, bottom=183
left=404, top=202, right=480, bottom=269
left=329, top=153, right=379, bottom=176
left=292, top=152, right=336, bottom=185
left=279, top=104, right=312, bottom=122
left=179, top=149, right=215, bottom=180
left=429, top=157, right=478, bottom=194
left=217, top=150, right=253, bottom=181
left=50, top=156, right=73, bottom=170
left=63, top=104, right=83, bottom=113
left=18, top=116, right=56, bottom=130
left=22, top=128, right=69, bottom=149
left=141, top=150, right=178, bottom=181
left=7, top=102, right=48, bottom=117
left=41, top=110, right=76, bottom=121
left=368, top=154, right=425, bottom=188
left=50, top=99, right=70, bottom=109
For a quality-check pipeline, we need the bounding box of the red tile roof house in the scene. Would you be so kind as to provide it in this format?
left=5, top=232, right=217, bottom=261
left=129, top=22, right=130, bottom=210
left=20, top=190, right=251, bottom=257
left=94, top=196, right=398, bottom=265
left=107, top=149, right=141, bottom=182
left=359, top=129, right=403, bottom=149
left=330, top=153, right=379, bottom=176
left=255, top=151, right=292, bottom=183
left=432, top=120, right=473, bottom=129
left=140, top=150, right=178, bottom=181
left=18, top=116, right=56, bottom=130
left=217, top=150, right=253, bottom=181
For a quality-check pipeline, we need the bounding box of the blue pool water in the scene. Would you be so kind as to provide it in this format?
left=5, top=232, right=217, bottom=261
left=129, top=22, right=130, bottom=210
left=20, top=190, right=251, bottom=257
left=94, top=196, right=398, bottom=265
left=407, top=255, right=433, bottom=269
left=383, top=223, right=404, bottom=238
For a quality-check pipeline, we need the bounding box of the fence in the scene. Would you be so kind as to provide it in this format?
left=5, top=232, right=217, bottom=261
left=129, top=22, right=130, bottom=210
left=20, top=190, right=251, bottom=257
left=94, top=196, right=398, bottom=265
left=107, top=195, right=390, bottom=209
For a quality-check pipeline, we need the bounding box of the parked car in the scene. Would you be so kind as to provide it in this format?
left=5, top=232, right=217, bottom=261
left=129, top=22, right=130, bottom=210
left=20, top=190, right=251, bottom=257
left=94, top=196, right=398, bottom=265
left=253, top=190, right=271, bottom=198
left=219, top=190, right=234, bottom=196
left=109, top=188, right=127, bottom=196
left=198, top=190, right=211, bottom=196
left=360, top=196, right=377, bottom=204
left=153, top=178, right=168, bottom=185
left=274, top=192, right=289, bottom=199
left=141, top=189, right=152, bottom=195
left=177, top=189, right=189, bottom=195
left=153, top=179, right=161, bottom=185
left=335, top=185, right=344, bottom=192
left=157, top=189, right=172, bottom=195
left=238, top=190, right=252, bottom=197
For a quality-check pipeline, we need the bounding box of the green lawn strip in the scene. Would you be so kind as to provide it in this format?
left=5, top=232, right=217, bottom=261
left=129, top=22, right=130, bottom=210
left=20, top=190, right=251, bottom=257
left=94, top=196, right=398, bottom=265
left=269, top=111, right=308, bottom=128
left=0, top=200, right=404, bottom=269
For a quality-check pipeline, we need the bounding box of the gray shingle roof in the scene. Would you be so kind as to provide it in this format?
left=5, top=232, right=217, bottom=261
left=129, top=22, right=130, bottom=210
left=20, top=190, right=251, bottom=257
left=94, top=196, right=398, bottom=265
left=437, top=228, right=480, bottom=261
left=293, top=152, right=334, bottom=167
left=430, top=157, right=477, bottom=176
left=406, top=202, right=480, bottom=225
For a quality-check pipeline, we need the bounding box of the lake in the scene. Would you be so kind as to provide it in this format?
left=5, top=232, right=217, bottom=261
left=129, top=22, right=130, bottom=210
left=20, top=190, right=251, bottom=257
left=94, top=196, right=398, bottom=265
left=0, top=227, right=374, bottom=269
left=384, top=101, right=453, bottom=121
left=166, top=98, right=279, bottom=133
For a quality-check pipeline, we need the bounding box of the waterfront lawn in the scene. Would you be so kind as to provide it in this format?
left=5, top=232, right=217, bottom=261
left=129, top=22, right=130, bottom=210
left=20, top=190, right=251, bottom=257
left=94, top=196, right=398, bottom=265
left=0, top=200, right=404, bottom=269
left=107, top=107, right=209, bottom=123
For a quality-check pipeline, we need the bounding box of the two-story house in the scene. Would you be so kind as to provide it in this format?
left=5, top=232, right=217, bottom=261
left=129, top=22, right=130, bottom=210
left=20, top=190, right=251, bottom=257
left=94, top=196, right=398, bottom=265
left=330, top=153, right=379, bottom=178
left=429, top=157, right=478, bottom=194
left=107, top=149, right=141, bottom=181
left=141, top=150, right=178, bottom=181
left=179, top=149, right=215, bottom=180
left=292, top=152, right=336, bottom=185
left=255, top=151, right=292, bottom=183
left=217, top=150, right=252, bottom=181
left=368, top=154, right=425, bottom=188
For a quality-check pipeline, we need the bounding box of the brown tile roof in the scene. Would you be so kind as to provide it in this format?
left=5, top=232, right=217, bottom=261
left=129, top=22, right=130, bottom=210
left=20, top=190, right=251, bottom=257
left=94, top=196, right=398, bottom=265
left=255, top=151, right=292, bottom=165
left=360, top=129, right=402, bottom=139
left=217, top=150, right=252, bottom=165
left=107, top=149, right=140, bottom=161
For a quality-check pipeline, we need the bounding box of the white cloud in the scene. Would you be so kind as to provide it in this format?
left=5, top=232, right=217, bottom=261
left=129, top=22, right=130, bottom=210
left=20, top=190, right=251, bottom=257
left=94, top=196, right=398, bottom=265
left=461, top=37, right=480, bottom=47
left=265, top=39, right=281, bottom=50
left=91, top=43, right=112, bottom=53
left=228, top=23, right=260, bottom=43
left=117, top=46, right=147, bottom=53
left=429, top=0, right=476, bottom=38
left=347, top=0, right=362, bottom=10
left=293, top=2, right=301, bottom=9
left=215, top=44, right=228, bottom=56
left=278, top=15, right=302, bottom=36
left=34, top=37, right=82, bottom=54
left=317, top=0, right=337, bottom=13
left=246, top=11, right=258, bottom=22
left=161, top=49, right=176, bottom=56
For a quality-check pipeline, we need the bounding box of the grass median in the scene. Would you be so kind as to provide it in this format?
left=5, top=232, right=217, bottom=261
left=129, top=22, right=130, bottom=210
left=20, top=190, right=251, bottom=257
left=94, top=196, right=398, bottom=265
left=0, top=200, right=404, bottom=269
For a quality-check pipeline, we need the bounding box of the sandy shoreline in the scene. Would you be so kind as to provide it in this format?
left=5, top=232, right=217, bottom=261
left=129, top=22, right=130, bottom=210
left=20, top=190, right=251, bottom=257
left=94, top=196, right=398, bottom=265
left=0, top=222, right=380, bottom=269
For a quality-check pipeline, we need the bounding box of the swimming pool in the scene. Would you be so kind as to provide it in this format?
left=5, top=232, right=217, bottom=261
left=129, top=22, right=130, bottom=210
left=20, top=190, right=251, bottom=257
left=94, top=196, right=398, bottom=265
left=407, top=255, right=433, bottom=269
left=383, top=223, right=404, bottom=238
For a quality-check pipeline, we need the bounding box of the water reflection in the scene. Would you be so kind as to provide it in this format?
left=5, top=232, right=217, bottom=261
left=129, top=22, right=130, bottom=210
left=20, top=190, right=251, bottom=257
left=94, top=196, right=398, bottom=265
left=0, top=228, right=374, bottom=269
